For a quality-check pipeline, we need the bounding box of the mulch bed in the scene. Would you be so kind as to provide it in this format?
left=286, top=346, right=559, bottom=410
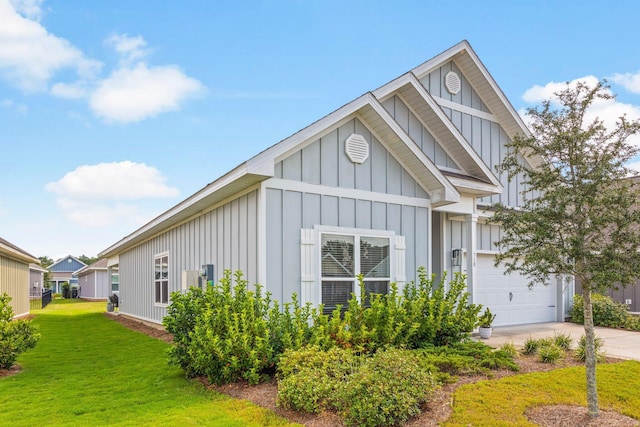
left=107, top=315, right=634, bottom=426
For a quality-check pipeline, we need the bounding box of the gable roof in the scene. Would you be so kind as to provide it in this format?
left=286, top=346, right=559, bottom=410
left=49, top=255, right=87, bottom=272
left=29, top=263, right=48, bottom=273
left=100, top=40, right=522, bottom=258
left=411, top=40, right=530, bottom=142
left=373, top=72, right=502, bottom=193
left=100, top=92, right=461, bottom=258
left=74, top=258, right=109, bottom=276
left=0, top=237, right=38, bottom=264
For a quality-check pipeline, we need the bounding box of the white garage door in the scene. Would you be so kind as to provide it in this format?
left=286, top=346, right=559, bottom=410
left=475, top=254, right=557, bottom=326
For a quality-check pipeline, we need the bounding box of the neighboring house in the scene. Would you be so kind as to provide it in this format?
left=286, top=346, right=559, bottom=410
left=74, top=258, right=119, bottom=300
left=0, top=237, right=39, bottom=318
left=48, top=255, right=86, bottom=293
left=29, top=263, right=48, bottom=291
left=99, top=41, right=573, bottom=327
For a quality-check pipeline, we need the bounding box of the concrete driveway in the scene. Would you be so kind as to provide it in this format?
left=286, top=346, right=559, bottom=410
left=477, top=322, right=640, bottom=361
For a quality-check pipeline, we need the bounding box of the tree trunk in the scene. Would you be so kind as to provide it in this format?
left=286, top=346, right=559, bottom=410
left=583, top=288, right=599, bottom=417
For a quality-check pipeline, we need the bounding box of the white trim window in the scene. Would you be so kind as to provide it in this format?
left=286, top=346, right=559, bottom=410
left=154, top=253, right=169, bottom=305
left=320, top=232, right=391, bottom=315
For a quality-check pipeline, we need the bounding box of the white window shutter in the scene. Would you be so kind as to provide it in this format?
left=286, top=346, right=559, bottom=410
left=300, top=229, right=316, bottom=305
left=395, top=235, right=406, bottom=287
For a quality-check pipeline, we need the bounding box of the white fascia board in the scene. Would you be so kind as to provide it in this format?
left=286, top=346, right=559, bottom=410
left=365, top=94, right=460, bottom=204
left=373, top=73, right=501, bottom=189
left=446, top=175, right=502, bottom=197
left=29, top=264, right=48, bottom=273
left=433, top=194, right=476, bottom=215
left=410, top=41, right=541, bottom=170
left=0, top=243, right=38, bottom=264
left=247, top=94, right=371, bottom=169
left=410, top=40, right=471, bottom=80
left=405, top=74, right=502, bottom=188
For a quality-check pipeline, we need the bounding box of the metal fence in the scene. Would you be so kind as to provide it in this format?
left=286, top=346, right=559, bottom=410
left=30, top=289, right=52, bottom=310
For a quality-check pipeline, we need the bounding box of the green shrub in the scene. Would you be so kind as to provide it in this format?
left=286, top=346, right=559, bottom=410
left=187, top=271, right=276, bottom=384
left=0, top=293, right=40, bottom=369
left=311, top=269, right=481, bottom=353
left=403, top=269, right=482, bottom=347
left=164, top=268, right=483, bottom=384
left=500, top=341, right=518, bottom=358
left=570, top=293, right=630, bottom=329
left=419, top=340, right=519, bottom=375
left=61, top=282, right=70, bottom=299
left=522, top=336, right=539, bottom=355
left=338, top=348, right=436, bottom=427
left=554, top=332, right=572, bottom=350
left=575, top=334, right=606, bottom=363
left=163, top=286, right=206, bottom=377
left=277, top=347, right=438, bottom=426
left=537, top=343, right=563, bottom=364
left=276, top=346, right=359, bottom=413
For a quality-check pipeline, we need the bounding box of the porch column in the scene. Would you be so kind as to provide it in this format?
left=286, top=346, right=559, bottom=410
left=464, top=214, right=478, bottom=303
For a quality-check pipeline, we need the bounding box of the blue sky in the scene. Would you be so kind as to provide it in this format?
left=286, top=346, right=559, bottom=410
left=2, top=0, right=640, bottom=260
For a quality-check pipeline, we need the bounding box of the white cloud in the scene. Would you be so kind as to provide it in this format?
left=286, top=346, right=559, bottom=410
left=105, top=33, right=148, bottom=65
left=610, top=72, right=640, bottom=95
left=521, top=76, right=640, bottom=147
left=0, top=0, right=101, bottom=92
left=89, top=62, right=204, bottom=123
left=9, top=0, right=43, bottom=20
left=50, top=82, right=87, bottom=99
left=45, top=161, right=179, bottom=200
left=45, top=161, right=179, bottom=227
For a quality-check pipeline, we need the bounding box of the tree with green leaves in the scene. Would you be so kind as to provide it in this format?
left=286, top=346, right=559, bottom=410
left=77, top=255, right=98, bottom=266
left=490, top=80, right=640, bottom=417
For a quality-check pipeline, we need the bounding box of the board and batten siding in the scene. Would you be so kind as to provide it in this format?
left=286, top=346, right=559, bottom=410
left=119, top=190, right=259, bottom=324
left=381, top=95, right=459, bottom=170
left=445, top=219, right=502, bottom=269
left=274, top=118, right=429, bottom=200
left=0, top=255, right=29, bottom=317
left=422, top=60, right=491, bottom=114
left=265, top=187, right=430, bottom=305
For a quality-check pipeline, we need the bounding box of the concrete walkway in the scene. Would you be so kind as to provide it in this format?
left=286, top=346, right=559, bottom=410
left=476, top=322, right=640, bottom=361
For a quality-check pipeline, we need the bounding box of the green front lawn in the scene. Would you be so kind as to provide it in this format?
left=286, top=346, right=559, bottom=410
left=0, top=300, right=295, bottom=427
left=444, top=359, right=640, bottom=426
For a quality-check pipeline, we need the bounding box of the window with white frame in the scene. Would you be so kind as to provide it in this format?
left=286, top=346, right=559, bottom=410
left=154, top=254, right=169, bottom=305
left=111, top=272, right=119, bottom=292
left=320, top=232, right=390, bottom=315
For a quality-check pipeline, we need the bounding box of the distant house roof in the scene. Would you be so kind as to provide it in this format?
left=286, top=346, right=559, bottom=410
left=49, top=255, right=87, bottom=273
left=0, top=237, right=38, bottom=264
left=74, top=258, right=109, bottom=276
left=29, top=263, right=48, bottom=273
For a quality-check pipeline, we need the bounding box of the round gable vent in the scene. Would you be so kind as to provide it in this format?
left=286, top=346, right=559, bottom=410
left=345, top=133, right=369, bottom=164
left=445, top=71, right=461, bottom=95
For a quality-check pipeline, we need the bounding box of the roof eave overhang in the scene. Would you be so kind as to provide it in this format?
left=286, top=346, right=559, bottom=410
left=0, top=243, right=38, bottom=264
left=358, top=94, right=460, bottom=205
left=100, top=89, right=465, bottom=258
left=373, top=73, right=502, bottom=188
left=446, top=176, right=503, bottom=197
left=99, top=168, right=271, bottom=258
left=410, top=40, right=545, bottom=170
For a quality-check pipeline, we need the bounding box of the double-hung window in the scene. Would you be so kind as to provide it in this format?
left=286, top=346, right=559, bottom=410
left=111, top=272, right=119, bottom=293
left=320, top=233, right=390, bottom=315
left=154, top=253, right=169, bottom=305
